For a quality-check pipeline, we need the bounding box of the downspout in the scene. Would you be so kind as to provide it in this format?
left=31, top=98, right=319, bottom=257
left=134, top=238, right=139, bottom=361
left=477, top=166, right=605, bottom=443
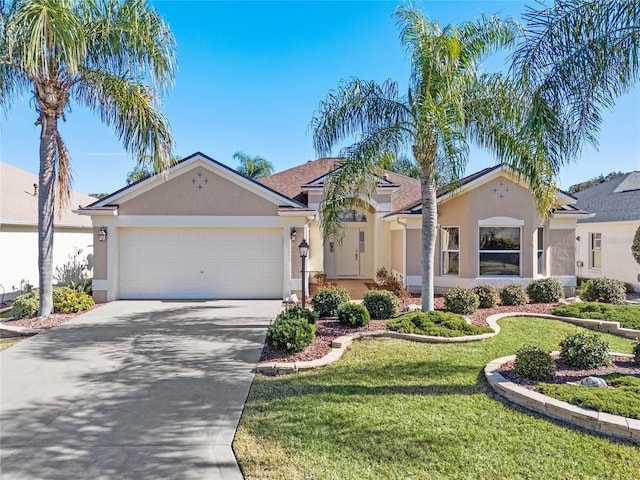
left=397, top=217, right=408, bottom=288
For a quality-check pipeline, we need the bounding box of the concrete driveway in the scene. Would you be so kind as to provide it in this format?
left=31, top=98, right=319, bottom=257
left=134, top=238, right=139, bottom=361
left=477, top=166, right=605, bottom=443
left=0, top=300, right=282, bottom=480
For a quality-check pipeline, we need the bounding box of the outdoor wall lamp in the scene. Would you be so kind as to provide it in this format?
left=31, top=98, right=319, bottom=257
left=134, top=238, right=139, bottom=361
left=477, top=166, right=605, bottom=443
left=298, top=238, right=309, bottom=307
left=98, top=227, right=107, bottom=242
left=290, top=227, right=297, bottom=241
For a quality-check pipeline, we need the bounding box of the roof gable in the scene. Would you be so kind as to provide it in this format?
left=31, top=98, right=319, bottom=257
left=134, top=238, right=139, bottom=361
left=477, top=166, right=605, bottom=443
left=86, top=152, right=303, bottom=212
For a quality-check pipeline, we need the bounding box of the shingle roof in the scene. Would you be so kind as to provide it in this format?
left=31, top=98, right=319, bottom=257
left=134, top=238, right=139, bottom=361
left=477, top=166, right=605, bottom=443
left=256, top=158, right=422, bottom=211
left=574, top=172, right=640, bottom=223
left=0, top=162, right=95, bottom=227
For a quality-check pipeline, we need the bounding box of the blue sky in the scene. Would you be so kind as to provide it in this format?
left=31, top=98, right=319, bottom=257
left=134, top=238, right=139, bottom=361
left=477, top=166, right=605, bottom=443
left=1, top=0, right=638, bottom=196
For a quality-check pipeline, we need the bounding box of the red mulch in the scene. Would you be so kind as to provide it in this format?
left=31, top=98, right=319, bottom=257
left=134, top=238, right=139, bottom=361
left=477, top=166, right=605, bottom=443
left=259, top=297, right=558, bottom=363
left=499, top=354, right=640, bottom=391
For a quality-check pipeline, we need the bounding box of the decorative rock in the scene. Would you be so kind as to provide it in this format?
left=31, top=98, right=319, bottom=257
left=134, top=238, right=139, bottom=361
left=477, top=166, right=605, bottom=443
left=580, top=376, right=608, bottom=388
left=286, top=294, right=299, bottom=304
left=404, top=303, right=422, bottom=312
left=558, top=297, right=583, bottom=305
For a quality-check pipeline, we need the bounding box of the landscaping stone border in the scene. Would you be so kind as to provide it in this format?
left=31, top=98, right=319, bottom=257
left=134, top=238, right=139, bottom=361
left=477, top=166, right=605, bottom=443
left=0, top=323, right=43, bottom=338
left=485, top=353, right=640, bottom=444
left=255, top=315, right=501, bottom=374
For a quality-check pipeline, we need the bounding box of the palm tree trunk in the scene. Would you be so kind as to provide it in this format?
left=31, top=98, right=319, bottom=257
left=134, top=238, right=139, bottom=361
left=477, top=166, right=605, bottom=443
left=38, top=115, right=58, bottom=317
left=420, top=168, right=438, bottom=312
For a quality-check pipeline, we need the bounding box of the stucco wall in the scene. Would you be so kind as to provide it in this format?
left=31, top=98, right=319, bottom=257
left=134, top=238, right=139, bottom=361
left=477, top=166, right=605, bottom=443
left=92, top=227, right=108, bottom=280
left=391, top=230, right=403, bottom=275
left=576, top=221, right=640, bottom=291
left=406, top=229, right=422, bottom=276
left=0, top=225, right=93, bottom=292
left=118, top=167, right=279, bottom=216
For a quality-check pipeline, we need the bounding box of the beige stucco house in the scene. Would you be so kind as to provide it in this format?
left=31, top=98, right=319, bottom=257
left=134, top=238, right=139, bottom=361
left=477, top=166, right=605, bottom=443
left=1, top=162, right=95, bottom=300
left=79, top=152, right=590, bottom=302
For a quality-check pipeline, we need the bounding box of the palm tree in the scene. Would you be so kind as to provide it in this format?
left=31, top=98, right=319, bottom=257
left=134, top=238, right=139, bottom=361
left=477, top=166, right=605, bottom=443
left=512, top=0, right=639, bottom=159
left=0, top=0, right=176, bottom=316
left=378, top=151, right=420, bottom=179
left=233, top=151, right=274, bottom=179
left=312, top=6, right=560, bottom=311
left=126, top=155, right=182, bottom=184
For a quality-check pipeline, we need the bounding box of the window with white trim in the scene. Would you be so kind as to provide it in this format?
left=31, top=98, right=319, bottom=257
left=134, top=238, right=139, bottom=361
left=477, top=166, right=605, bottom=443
left=479, top=226, right=521, bottom=276
left=590, top=233, right=602, bottom=269
left=537, top=227, right=546, bottom=276
left=441, top=227, right=459, bottom=275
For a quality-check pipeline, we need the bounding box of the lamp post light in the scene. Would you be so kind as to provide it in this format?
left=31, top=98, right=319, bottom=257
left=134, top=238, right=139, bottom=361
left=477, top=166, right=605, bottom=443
left=298, top=238, right=309, bottom=307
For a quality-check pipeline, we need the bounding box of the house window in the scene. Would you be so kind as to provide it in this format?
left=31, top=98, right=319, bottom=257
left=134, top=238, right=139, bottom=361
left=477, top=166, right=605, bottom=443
left=441, top=227, right=459, bottom=275
left=590, top=233, right=602, bottom=269
left=479, top=226, right=521, bottom=276
left=537, top=227, right=546, bottom=276
left=339, top=210, right=367, bottom=222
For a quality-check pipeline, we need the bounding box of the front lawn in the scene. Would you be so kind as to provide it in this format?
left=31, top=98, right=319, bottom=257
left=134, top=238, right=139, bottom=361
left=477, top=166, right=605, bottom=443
left=0, top=337, right=24, bottom=351
left=235, top=317, right=639, bottom=480
left=552, top=302, right=640, bottom=330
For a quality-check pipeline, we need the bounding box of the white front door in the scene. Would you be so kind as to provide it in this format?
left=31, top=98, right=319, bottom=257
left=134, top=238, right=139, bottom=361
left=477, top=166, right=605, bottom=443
left=325, top=228, right=367, bottom=277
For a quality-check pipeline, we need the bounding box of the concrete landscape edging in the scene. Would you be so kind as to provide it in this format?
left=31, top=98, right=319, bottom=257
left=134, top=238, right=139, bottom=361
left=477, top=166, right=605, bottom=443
left=485, top=353, right=640, bottom=444
left=255, top=314, right=502, bottom=374
left=0, top=323, right=43, bottom=338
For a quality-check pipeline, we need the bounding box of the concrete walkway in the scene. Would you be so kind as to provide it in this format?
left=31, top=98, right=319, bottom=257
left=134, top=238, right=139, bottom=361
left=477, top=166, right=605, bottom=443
left=0, top=300, right=282, bottom=480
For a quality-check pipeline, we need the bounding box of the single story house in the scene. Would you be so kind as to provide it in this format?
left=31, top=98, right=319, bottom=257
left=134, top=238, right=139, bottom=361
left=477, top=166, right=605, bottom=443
left=573, top=172, right=640, bottom=291
left=0, top=161, right=95, bottom=301
left=79, top=152, right=590, bottom=302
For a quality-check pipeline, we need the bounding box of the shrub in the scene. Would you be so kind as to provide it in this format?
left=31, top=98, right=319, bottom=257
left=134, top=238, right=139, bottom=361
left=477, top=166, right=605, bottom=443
left=527, top=278, right=565, bottom=303
left=52, top=287, right=95, bottom=313
left=387, top=311, right=492, bottom=337
left=632, top=225, right=640, bottom=266
left=581, top=277, right=626, bottom=304
left=552, top=302, right=640, bottom=330
left=623, top=282, right=636, bottom=294
left=500, top=284, right=529, bottom=306
left=472, top=284, right=499, bottom=309
left=311, top=287, right=350, bottom=317
left=337, top=302, right=370, bottom=327
left=559, top=332, right=611, bottom=369
left=363, top=290, right=398, bottom=319
left=374, top=267, right=407, bottom=298
left=514, top=345, right=555, bottom=381
left=266, top=317, right=315, bottom=354
left=11, top=292, right=39, bottom=319
left=277, top=305, right=319, bottom=325
left=634, top=341, right=640, bottom=366
left=444, top=287, right=479, bottom=314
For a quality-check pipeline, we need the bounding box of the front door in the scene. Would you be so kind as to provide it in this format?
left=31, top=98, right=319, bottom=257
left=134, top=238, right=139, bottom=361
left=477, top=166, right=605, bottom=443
left=325, top=227, right=366, bottom=277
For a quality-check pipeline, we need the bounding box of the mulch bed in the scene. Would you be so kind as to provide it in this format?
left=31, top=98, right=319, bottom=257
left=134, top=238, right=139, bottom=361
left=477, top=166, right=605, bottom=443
left=499, top=355, right=640, bottom=391
left=259, top=298, right=558, bottom=363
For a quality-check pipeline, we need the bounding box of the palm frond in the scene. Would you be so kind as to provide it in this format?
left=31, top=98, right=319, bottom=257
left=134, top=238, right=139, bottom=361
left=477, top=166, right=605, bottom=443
left=80, top=0, right=176, bottom=92
left=311, top=78, right=412, bottom=157
left=54, top=129, right=72, bottom=214
left=74, top=68, right=173, bottom=167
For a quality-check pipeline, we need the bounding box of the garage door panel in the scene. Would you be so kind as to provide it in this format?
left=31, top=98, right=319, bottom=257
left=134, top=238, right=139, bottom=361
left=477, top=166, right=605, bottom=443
left=119, top=228, right=283, bottom=299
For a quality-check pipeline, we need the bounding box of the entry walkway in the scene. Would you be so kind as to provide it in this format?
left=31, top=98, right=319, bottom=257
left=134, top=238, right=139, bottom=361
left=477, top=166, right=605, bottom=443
left=0, top=300, right=282, bottom=479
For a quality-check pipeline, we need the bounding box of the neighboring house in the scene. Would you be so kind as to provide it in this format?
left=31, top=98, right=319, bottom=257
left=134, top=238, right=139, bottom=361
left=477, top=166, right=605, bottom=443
left=0, top=162, right=95, bottom=301
left=573, top=172, right=640, bottom=292
left=79, top=152, right=590, bottom=303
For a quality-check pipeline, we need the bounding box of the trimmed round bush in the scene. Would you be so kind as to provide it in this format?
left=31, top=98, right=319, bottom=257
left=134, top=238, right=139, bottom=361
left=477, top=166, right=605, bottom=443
left=311, top=287, right=350, bottom=317
left=11, top=292, right=39, bottom=319
left=581, top=277, right=626, bottom=304
left=363, top=289, right=398, bottom=319
left=559, top=332, right=611, bottom=369
left=266, top=317, right=315, bottom=354
left=277, top=305, right=319, bottom=325
left=500, top=284, right=529, bottom=306
left=337, top=302, right=370, bottom=327
left=634, top=342, right=640, bottom=366
left=52, top=287, right=94, bottom=313
left=444, top=287, right=479, bottom=314
left=472, top=284, right=499, bottom=309
left=527, top=278, right=564, bottom=303
left=514, top=345, right=555, bottom=381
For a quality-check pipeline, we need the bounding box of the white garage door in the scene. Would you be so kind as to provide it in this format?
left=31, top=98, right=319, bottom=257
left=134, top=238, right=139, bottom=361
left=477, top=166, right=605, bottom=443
left=119, top=228, right=283, bottom=299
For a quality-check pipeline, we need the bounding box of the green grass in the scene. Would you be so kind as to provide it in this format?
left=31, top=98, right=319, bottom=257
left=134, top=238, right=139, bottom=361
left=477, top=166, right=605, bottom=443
left=235, top=317, right=640, bottom=480
left=539, top=374, right=640, bottom=420
left=553, top=302, right=640, bottom=330
left=0, top=310, right=13, bottom=319
left=0, top=337, right=24, bottom=351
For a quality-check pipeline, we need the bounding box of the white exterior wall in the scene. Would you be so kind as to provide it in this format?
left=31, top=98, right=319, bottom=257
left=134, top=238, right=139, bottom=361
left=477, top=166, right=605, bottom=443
left=0, top=226, right=93, bottom=296
left=576, top=221, right=640, bottom=292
